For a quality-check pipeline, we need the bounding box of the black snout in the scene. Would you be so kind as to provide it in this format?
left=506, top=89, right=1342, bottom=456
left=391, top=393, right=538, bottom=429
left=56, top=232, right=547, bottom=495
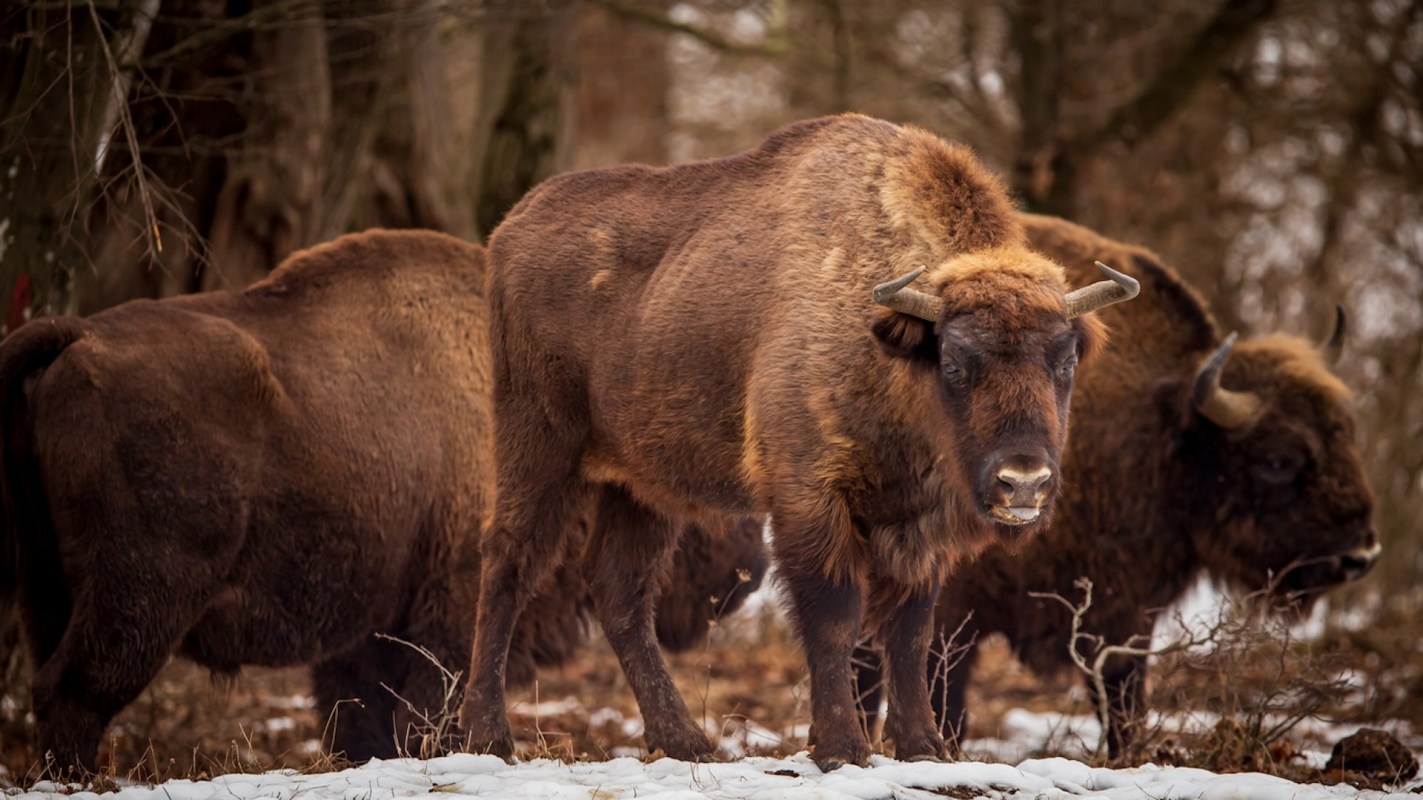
left=1339, top=530, right=1381, bottom=582
left=1279, top=530, right=1381, bottom=597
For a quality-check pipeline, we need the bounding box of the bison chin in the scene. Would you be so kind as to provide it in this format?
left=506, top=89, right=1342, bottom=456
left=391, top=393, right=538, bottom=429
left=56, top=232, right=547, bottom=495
left=984, top=504, right=1054, bottom=552
left=988, top=504, right=1049, bottom=527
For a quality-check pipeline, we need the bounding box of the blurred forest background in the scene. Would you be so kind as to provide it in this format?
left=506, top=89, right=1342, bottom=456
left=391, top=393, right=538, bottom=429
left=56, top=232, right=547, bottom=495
left=1, top=0, right=1420, bottom=626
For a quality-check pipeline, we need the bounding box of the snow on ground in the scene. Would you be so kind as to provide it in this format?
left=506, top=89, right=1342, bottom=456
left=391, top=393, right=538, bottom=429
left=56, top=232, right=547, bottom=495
left=11, top=751, right=1418, bottom=800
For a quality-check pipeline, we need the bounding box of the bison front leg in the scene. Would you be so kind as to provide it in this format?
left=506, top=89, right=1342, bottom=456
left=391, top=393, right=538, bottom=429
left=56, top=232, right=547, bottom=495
left=584, top=486, right=713, bottom=760
left=877, top=582, right=948, bottom=762
left=780, top=563, right=868, bottom=771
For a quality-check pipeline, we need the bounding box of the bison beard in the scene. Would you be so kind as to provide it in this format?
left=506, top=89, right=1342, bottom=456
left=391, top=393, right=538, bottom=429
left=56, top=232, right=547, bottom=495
left=461, top=115, right=1135, bottom=770
left=854, top=213, right=1379, bottom=761
left=0, top=231, right=767, bottom=774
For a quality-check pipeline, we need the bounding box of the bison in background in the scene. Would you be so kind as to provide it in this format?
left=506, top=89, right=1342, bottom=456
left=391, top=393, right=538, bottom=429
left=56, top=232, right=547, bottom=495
left=856, top=213, right=1378, bottom=759
left=463, top=113, right=1137, bottom=771
left=0, top=230, right=766, bottom=774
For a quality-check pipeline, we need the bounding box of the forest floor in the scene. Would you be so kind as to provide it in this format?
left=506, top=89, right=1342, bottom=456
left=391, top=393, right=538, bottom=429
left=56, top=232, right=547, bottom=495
left=2, top=592, right=1421, bottom=797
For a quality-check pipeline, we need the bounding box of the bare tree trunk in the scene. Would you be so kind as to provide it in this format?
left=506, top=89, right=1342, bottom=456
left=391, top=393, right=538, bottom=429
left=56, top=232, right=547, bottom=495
left=201, top=5, right=331, bottom=291
left=1012, top=0, right=1278, bottom=217
left=470, top=6, right=576, bottom=239
left=1010, top=0, right=1068, bottom=213
left=324, top=0, right=473, bottom=238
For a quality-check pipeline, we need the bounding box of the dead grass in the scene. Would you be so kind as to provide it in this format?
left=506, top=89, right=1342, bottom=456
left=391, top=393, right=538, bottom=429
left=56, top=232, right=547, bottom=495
left=2, top=600, right=1419, bottom=790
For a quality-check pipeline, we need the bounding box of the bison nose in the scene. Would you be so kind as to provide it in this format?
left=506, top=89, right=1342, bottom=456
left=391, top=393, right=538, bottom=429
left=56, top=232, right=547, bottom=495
left=995, top=464, right=1053, bottom=508
left=1340, top=538, right=1381, bottom=582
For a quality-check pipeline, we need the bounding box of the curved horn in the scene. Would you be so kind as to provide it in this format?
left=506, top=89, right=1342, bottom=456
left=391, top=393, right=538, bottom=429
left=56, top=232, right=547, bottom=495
left=1321, top=305, right=1346, bottom=364
left=1192, top=332, right=1263, bottom=429
left=1064, top=261, right=1141, bottom=319
left=873, top=266, right=944, bottom=322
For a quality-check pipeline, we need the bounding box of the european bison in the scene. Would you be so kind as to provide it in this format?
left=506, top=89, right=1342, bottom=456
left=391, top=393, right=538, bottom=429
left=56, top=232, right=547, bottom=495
left=856, top=213, right=1378, bottom=758
left=0, top=230, right=765, bottom=773
left=461, top=114, right=1137, bottom=770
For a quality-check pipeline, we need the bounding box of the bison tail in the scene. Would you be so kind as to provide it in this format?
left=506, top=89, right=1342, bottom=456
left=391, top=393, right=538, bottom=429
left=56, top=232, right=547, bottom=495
left=0, top=318, right=84, bottom=612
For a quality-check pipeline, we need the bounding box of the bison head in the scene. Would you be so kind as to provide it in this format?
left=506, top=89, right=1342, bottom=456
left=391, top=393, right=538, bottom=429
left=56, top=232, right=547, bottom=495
left=869, top=249, right=1136, bottom=536
left=1181, top=317, right=1377, bottom=611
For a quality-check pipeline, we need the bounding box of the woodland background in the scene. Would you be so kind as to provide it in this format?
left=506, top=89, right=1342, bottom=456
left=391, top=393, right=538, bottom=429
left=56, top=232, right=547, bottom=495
left=1, top=0, right=1422, bottom=771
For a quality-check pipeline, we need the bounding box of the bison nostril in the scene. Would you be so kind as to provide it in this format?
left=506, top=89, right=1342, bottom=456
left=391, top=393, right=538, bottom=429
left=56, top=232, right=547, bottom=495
left=995, top=465, right=1053, bottom=501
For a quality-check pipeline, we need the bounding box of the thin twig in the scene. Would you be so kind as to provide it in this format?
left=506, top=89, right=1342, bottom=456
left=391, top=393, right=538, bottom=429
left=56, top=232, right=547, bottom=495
left=87, top=0, right=162, bottom=255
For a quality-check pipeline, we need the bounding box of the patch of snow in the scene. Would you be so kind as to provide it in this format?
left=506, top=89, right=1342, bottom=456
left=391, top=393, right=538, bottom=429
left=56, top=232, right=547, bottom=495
left=716, top=718, right=790, bottom=759
left=270, top=694, right=317, bottom=711
left=586, top=707, right=646, bottom=740
left=256, top=717, right=296, bottom=734
left=10, top=751, right=1413, bottom=800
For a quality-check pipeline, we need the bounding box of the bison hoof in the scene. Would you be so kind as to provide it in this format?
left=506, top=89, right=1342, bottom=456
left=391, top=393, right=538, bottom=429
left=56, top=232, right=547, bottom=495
left=894, top=736, right=948, bottom=763
left=647, top=725, right=717, bottom=762
left=464, top=732, right=515, bottom=763
left=459, top=711, right=516, bottom=762
left=811, top=739, right=871, bottom=772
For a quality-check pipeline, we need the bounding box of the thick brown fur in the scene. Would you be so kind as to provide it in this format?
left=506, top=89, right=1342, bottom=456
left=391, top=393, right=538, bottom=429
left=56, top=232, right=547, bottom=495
left=464, top=115, right=1115, bottom=770
left=857, top=214, right=1377, bottom=759
left=0, top=231, right=767, bottom=773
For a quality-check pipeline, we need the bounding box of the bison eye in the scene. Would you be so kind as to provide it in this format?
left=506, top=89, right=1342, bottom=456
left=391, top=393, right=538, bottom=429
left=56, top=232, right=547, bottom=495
left=1058, top=358, right=1077, bottom=379
left=943, top=361, right=964, bottom=380
left=1252, top=453, right=1301, bottom=486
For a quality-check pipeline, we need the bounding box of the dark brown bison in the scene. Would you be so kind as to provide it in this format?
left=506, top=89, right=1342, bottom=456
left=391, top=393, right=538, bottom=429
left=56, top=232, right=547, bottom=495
left=461, top=114, right=1137, bottom=771
left=0, top=230, right=766, bottom=773
left=855, top=213, right=1378, bottom=759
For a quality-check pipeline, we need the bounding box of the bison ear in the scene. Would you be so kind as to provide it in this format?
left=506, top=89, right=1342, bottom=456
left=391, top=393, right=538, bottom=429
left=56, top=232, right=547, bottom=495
left=870, top=306, right=936, bottom=362
left=1071, top=311, right=1108, bottom=363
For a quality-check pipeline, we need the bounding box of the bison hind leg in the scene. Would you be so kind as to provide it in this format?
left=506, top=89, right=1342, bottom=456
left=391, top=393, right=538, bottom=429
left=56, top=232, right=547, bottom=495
left=584, top=485, right=714, bottom=761
left=29, top=576, right=223, bottom=775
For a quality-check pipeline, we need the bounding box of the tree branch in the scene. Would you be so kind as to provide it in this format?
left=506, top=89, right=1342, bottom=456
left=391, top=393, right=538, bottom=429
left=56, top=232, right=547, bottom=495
left=140, top=0, right=324, bottom=68
left=593, top=0, right=786, bottom=58
left=88, top=0, right=162, bottom=255
left=1075, top=0, right=1279, bottom=153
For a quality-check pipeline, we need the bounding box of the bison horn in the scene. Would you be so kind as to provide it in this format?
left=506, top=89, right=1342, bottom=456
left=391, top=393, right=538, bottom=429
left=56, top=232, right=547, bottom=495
left=873, top=266, right=944, bottom=322
left=1064, top=261, right=1141, bottom=319
left=1192, top=332, right=1263, bottom=429
left=1322, top=305, right=1346, bottom=364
